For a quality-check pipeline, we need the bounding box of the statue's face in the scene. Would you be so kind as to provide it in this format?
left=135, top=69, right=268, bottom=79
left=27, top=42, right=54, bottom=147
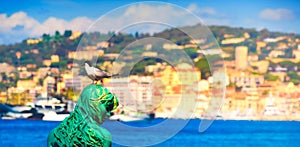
left=77, top=84, right=119, bottom=124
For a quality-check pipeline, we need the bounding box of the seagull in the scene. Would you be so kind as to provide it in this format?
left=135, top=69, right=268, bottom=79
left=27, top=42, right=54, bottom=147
left=84, top=61, right=112, bottom=84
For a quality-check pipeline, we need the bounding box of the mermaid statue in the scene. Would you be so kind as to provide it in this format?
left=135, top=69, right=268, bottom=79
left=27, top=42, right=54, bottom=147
left=47, top=84, right=119, bottom=147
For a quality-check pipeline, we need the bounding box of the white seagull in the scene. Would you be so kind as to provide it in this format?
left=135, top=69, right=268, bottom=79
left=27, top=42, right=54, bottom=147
left=84, top=61, right=112, bottom=84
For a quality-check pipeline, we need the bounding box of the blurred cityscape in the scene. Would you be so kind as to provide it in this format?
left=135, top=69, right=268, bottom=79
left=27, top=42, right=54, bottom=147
left=1, top=24, right=300, bottom=121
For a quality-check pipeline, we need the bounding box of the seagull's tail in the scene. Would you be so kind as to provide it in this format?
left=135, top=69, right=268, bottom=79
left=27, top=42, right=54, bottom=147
left=111, top=73, right=120, bottom=77
left=101, top=73, right=119, bottom=78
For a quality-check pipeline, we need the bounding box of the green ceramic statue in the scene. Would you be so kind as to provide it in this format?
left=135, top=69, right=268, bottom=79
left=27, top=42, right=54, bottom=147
left=47, top=84, right=119, bottom=147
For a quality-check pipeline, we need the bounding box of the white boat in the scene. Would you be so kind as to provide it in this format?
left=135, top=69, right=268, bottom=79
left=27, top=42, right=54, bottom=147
left=109, top=114, right=148, bottom=122
left=6, top=111, right=32, bottom=119
left=33, top=97, right=70, bottom=121
left=1, top=115, right=15, bottom=120
left=11, top=105, right=32, bottom=112
left=0, top=104, right=33, bottom=119
left=264, top=104, right=280, bottom=116
left=109, top=110, right=154, bottom=122
left=34, top=97, right=66, bottom=113
left=263, top=93, right=281, bottom=116
left=42, top=111, right=69, bottom=121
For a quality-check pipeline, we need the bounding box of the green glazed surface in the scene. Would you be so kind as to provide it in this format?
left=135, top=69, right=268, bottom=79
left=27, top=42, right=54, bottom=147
left=48, top=84, right=119, bottom=147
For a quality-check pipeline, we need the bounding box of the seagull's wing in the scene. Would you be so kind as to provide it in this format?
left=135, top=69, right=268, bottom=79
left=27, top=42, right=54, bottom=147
left=85, top=62, right=112, bottom=80
left=94, top=68, right=112, bottom=78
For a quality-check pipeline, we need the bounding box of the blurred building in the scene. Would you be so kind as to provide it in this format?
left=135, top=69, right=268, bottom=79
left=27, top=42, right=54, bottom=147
left=68, top=50, right=104, bottom=60
left=104, top=76, right=153, bottom=113
left=51, top=55, right=60, bottom=63
left=235, top=46, right=248, bottom=70
left=0, top=63, right=15, bottom=75
left=229, top=71, right=264, bottom=87
left=42, top=75, right=55, bottom=97
left=221, top=37, right=245, bottom=45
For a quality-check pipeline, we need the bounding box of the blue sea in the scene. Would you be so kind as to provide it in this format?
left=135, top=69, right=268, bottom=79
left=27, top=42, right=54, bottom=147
left=0, top=119, right=300, bottom=146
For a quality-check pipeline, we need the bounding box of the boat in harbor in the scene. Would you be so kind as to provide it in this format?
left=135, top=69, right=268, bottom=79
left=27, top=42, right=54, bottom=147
left=34, top=97, right=66, bottom=113
left=263, top=93, right=281, bottom=116
left=5, top=111, right=32, bottom=119
left=33, top=97, right=74, bottom=121
left=109, top=109, right=155, bottom=122
left=42, top=111, right=69, bottom=121
left=0, top=103, right=33, bottom=120
left=109, top=114, right=149, bottom=122
left=1, top=97, right=76, bottom=121
left=263, top=104, right=280, bottom=116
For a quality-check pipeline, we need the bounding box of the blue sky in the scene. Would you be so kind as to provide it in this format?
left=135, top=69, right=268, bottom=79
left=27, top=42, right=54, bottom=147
left=0, top=0, right=299, bottom=44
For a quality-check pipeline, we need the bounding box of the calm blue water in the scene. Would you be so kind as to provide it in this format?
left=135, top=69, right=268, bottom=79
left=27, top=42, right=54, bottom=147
left=0, top=119, right=300, bottom=146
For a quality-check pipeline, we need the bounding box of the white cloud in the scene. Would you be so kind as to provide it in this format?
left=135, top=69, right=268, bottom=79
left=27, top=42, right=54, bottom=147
left=0, top=3, right=227, bottom=44
left=186, top=4, right=230, bottom=26
left=107, top=4, right=199, bottom=30
left=70, top=17, right=94, bottom=31
left=259, top=8, right=294, bottom=21
left=187, top=3, right=216, bottom=15
left=0, top=11, right=94, bottom=44
left=30, top=17, right=68, bottom=36
left=0, top=11, right=38, bottom=34
left=89, top=3, right=227, bottom=34
left=30, top=16, right=93, bottom=36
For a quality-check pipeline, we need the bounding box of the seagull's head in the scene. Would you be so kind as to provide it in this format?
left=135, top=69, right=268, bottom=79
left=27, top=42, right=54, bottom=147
left=83, top=61, right=92, bottom=67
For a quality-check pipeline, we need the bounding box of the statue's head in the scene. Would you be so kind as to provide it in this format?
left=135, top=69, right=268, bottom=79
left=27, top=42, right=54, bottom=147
left=77, top=84, right=119, bottom=124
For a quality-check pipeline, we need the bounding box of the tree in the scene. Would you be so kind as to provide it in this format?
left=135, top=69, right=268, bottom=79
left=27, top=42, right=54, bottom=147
left=279, top=61, right=295, bottom=67
left=264, top=73, right=280, bottom=81
left=42, top=33, right=51, bottom=41
left=55, top=31, right=62, bottom=39
left=135, top=32, right=139, bottom=38
left=259, top=29, right=270, bottom=39
left=195, top=57, right=211, bottom=79
left=185, top=48, right=198, bottom=59
left=64, top=30, right=72, bottom=38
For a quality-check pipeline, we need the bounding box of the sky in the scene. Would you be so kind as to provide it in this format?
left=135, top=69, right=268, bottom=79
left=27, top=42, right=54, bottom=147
left=0, top=0, right=299, bottom=45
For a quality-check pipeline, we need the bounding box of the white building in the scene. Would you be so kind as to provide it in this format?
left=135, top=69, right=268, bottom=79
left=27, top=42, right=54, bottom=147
left=104, top=77, right=153, bottom=113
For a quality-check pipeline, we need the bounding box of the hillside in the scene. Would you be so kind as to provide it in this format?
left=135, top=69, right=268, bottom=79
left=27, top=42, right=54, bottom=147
left=0, top=24, right=299, bottom=70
